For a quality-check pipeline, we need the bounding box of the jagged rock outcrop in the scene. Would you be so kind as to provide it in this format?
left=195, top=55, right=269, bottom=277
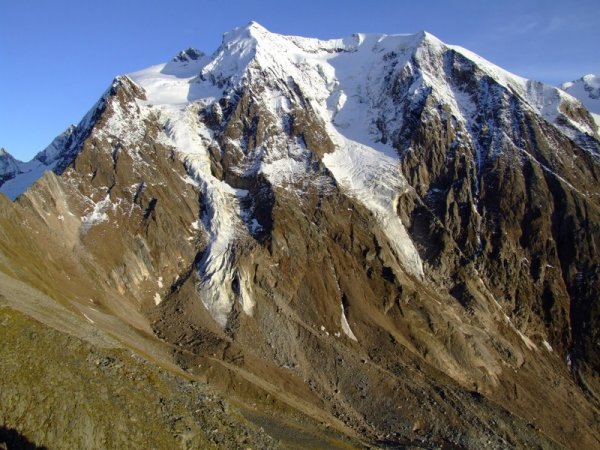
left=1, top=22, right=599, bottom=449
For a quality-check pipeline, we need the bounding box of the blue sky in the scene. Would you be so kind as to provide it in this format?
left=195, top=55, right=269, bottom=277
left=1, top=0, right=599, bottom=160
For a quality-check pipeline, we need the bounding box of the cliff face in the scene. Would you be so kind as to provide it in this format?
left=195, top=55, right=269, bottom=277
left=1, top=23, right=599, bottom=449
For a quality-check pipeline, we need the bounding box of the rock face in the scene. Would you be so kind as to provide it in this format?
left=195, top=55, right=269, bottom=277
left=1, top=22, right=600, bottom=449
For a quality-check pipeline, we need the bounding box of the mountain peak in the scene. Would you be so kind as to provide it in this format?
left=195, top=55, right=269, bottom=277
left=562, top=73, right=600, bottom=118
left=417, top=30, right=445, bottom=48
left=246, top=20, right=268, bottom=32
left=221, top=20, right=271, bottom=46
left=0, top=147, right=20, bottom=169
left=33, top=124, right=76, bottom=165
left=0, top=147, right=23, bottom=189
left=172, top=47, right=205, bottom=63
left=203, top=21, right=289, bottom=87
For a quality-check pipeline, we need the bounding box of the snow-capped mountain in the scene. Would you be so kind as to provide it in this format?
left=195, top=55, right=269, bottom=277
left=0, top=148, right=22, bottom=184
left=562, top=74, right=600, bottom=113
left=0, top=22, right=599, bottom=449
left=0, top=126, right=76, bottom=200
left=3, top=22, right=597, bottom=201
left=562, top=74, right=600, bottom=130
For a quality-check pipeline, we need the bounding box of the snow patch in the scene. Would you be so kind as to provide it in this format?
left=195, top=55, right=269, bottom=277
left=81, top=195, right=111, bottom=230
left=340, top=302, right=357, bottom=341
left=157, top=105, right=256, bottom=326
left=129, top=56, right=220, bottom=106
left=82, top=313, right=95, bottom=324
left=323, top=140, right=423, bottom=278
left=516, top=329, right=538, bottom=351
left=238, top=270, right=255, bottom=317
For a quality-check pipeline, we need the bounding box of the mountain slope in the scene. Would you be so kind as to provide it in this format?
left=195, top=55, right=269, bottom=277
left=562, top=74, right=600, bottom=130
left=0, top=271, right=357, bottom=450
left=1, top=22, right=599, bottom=449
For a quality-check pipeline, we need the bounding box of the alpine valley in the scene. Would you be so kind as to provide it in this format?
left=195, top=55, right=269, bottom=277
left=1, top=22, right=599, bottom=449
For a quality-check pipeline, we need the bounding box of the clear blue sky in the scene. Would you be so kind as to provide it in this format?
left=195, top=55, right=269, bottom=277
left=1, top=0, right=599, bottom=161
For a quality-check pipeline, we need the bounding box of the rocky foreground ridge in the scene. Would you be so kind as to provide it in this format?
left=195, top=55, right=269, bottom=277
left=1, top=22, right=599, bottom=449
